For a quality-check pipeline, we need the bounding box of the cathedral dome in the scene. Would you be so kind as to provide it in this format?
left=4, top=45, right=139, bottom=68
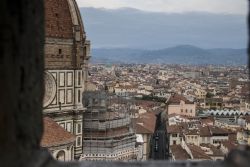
left=45, top=0, right=85, bottom=40
left=44, top=0, right=89, bottom=69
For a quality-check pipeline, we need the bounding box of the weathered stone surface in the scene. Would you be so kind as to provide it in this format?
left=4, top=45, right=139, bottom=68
left=0, top=0, right=44, bottom=166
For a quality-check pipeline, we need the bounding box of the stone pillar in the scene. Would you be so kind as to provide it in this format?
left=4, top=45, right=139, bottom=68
left=0, top=0, right=44, bottom=166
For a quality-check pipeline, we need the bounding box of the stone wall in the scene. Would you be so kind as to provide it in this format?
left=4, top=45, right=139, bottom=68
left=0, top=0, right=44, bottom=166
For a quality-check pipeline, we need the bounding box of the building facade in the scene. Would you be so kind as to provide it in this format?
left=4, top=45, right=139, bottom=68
left=42, top=0, right=90, bottom=160
left=167, top=94, right=196, bottom=117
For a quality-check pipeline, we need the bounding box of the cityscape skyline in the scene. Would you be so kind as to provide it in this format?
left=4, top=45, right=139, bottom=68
left=1, top=0, right=250, bottom=166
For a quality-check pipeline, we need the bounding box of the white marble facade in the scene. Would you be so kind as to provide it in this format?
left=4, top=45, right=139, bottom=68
left=44, top=70, right=84, bottom=112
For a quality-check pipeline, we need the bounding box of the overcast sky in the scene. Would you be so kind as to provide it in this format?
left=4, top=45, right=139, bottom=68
left=76, top=0, right=247, bottom=15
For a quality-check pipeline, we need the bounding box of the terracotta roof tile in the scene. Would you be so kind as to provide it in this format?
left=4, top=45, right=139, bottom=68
left=170, top=145, right=191, bottom=160
left=167, top=125, right=182, bottom=134
left=41, top=117, right=75, bottom=147
left=209, top=126, right=229, bottom=135
left=200, top=144, right=224, bottom=157
left=133, top=112, right=156, bottom=134
left=168, top=94, right=193, bottom=104
left=135, top=123, right=153, bottom=134
left=188, top=144, right=212, bottom=160
left=186, top=129, right=200, bottom=135
left=200, top=126, right=212, bottom=137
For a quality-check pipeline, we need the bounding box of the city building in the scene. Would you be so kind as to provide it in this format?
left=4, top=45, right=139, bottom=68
left=80, top=91, right=138, bottom=161
left=167, top=94, right=196, bottom=117
left=194, top=88, right=207, bottom=99
left=200, top=98, right=223, bottom=110
left=133, top=112, right=157, bottom=160
left=167, top=119, right=232, bottom=161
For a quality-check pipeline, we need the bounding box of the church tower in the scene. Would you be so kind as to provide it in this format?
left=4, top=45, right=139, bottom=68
left=43, top=0, right=90, bottom=160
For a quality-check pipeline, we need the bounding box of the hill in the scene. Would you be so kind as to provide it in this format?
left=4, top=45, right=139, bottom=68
left=91, top=45, right=247, bottom=65
left=80, top=7, right=247, bottom=49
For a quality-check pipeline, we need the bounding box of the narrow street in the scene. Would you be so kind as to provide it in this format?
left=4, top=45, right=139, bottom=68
left=150, top=112, right=169, bottom=160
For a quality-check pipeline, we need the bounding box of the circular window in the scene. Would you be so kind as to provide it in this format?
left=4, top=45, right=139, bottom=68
left=43, top=72, right=56, bottom=107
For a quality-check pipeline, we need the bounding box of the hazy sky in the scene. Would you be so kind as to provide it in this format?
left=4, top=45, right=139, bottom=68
left=76, top=0, right=247, bottom=15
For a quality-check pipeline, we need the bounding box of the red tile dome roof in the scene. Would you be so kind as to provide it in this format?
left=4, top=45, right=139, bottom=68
left=45, top=0, right=85, bottom=40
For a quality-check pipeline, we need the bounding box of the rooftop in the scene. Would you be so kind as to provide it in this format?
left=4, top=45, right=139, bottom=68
left=168, top=94, right=194, bottom=105
left=188, top=144, right=212, bottom=160
left=41, top=117, right=75, bottom=148
left=170, top=145, right=191, bottom=160
left=133, top=112, right=156, bottom=134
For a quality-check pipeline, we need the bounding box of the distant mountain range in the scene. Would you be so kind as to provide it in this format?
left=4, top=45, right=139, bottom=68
left=80, top=7, right=247, bottom=65
left=80, top=7, right=247, bottom=49
left=91, top=45, right=247, bottom=65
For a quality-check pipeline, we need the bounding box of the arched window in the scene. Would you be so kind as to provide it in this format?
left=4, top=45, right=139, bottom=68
left=56, top=150, right=66, bottom=161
